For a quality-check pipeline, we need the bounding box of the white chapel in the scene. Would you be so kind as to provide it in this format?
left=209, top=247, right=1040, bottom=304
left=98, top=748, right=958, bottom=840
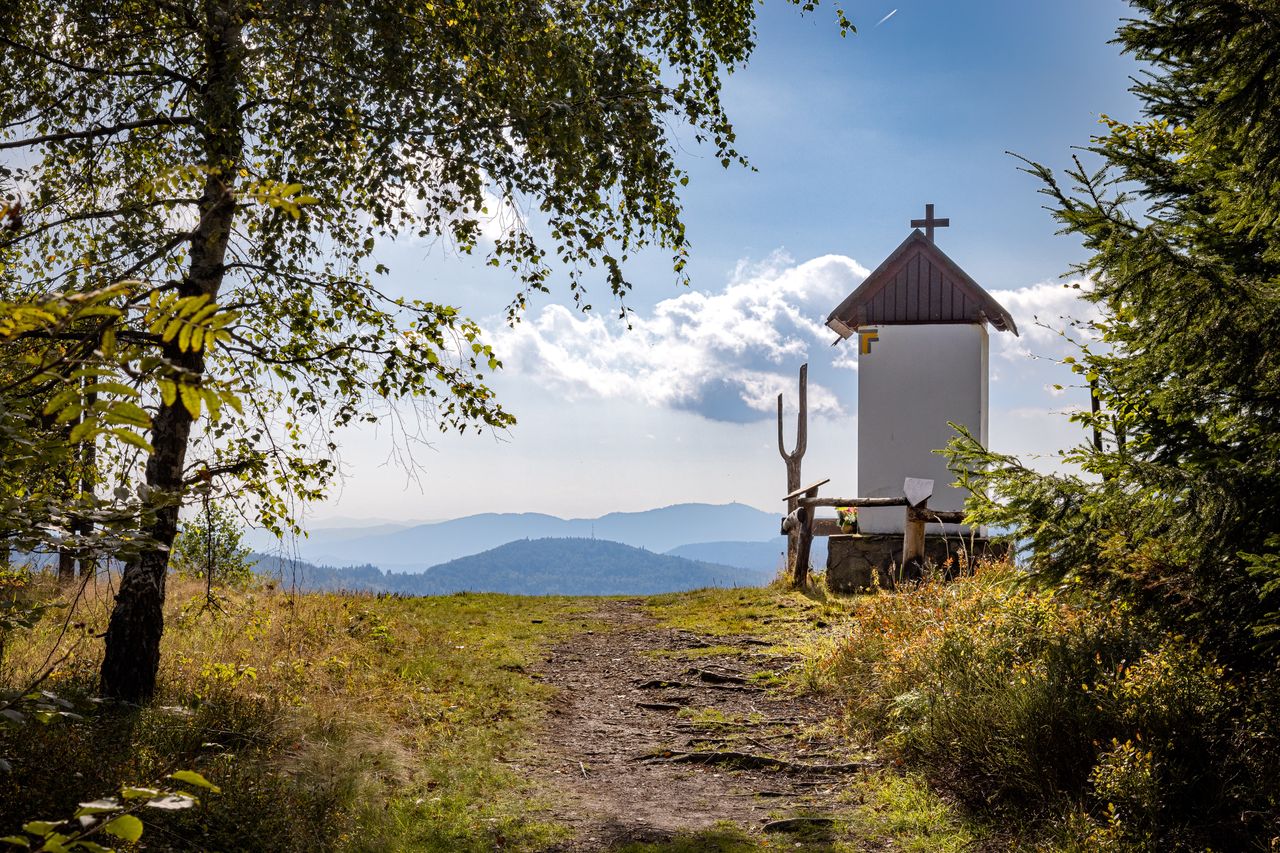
left=825, top=206, right=1019, bottom=535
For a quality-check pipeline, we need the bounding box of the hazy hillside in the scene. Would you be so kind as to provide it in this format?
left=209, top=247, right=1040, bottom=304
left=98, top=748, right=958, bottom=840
left=274, top=503, right=781, bottom=570
left=253, top=536, right=772, bottom=595
left=663, top=538, right=827, bottom=572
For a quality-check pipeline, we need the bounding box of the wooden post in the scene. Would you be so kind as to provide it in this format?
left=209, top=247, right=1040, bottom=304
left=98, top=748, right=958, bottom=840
left=783, top=478, right=829, bottom=589
left=901, top=505, right=926, bottom=582
left=900, top=478, right=933, bottom=583
left=777, top=363, right=808, bottom=573
left=794, top=486, right=819, bottom=587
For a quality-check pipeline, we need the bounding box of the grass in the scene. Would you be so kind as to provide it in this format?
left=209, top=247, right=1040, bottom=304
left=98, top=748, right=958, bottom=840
left=844, top=770, right=978, bottom=853
left=0, top=573, right=1017, bottom=851
left=644, top=584, right=850, bottom=647
left=813, top=559, right=1280, bottom=850
left=0, top=571, right=592, bottom=851
left=641, top=644, right=742, bottom=661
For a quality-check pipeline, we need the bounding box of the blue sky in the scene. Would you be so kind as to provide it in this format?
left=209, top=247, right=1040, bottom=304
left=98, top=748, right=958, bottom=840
left=313, top=0, right=1141, bottom=524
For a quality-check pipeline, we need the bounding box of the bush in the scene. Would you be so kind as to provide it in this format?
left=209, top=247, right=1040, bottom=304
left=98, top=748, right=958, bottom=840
left=820, top=562, right=1280, bottom=849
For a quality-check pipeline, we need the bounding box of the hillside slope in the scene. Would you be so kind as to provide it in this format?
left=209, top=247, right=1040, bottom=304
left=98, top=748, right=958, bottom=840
left=282, top=503, right=779, bottom=569
left=254, top=536, right=772, bottom=595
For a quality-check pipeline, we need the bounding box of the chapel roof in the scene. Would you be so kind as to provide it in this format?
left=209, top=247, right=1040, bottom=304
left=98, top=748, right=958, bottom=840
left=826, top=229, right=1019, bottom=337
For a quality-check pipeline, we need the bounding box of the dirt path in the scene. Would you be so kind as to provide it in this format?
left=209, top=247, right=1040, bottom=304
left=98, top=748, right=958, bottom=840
left=530, top=599, right=870, bottom=850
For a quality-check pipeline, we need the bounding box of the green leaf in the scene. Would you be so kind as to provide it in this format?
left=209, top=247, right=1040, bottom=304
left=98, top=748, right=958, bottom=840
left=21, top=822, right=56, bottom=836
left=119, top=787, right=159, bottom=801
left=157, top=378, right=177, bottom=407
left=73, top=842, right=114, bottom=853
left=162, top=316, right=183, bottom=343
left=104, top=401, right=151, bottom=428
left=168, top=769, right=221, bottom=793
left=108, top=428, right=154, bottom=453
left=80, top=381, right=140, bottom=399
left=38, top=834, right=70, bottom=853
left=101, top=814, right=142, bottom=843
left=68, top=418, right=97, bottom=444
left=177, top=383, right=202, bottom=419
left=0, top=836, right=30, bottom=847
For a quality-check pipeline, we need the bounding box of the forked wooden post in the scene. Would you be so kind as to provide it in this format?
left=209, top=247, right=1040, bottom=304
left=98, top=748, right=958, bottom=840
left=777, top=364, right=808, bottom=572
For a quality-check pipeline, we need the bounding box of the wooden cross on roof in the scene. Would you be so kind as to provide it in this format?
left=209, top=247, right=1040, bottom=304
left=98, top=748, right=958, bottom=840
left=910, top=203, right=949, bottom=242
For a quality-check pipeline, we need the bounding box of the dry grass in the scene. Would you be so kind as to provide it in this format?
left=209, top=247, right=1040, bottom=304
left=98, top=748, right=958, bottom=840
left=0, top=571, right=592, bottom=851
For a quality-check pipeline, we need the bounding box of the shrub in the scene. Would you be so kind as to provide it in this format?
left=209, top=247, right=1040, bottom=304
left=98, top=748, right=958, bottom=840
left=820, top=562, right=1280, bottom=849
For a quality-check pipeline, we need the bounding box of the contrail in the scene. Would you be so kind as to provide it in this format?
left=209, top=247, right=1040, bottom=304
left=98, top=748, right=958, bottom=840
left=875, top=9, right=898, bottom=27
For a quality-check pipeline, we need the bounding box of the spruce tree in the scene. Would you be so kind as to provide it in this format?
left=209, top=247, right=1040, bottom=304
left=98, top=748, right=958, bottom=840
left=951, top=0, right=1280, bottom=661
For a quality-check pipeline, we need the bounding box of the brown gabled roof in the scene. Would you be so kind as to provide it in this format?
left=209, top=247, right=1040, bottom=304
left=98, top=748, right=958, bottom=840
left=826, top=230, right=1018, bottom=337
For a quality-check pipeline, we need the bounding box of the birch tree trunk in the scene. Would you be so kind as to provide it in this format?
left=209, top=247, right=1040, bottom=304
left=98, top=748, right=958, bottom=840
left=100, top=1, right=242, bottom=701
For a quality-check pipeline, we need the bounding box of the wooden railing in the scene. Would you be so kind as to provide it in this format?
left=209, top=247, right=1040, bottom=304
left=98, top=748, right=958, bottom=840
left=781, top=478, right=969, bottom=585
left=774, top=362, right=972, bottom=587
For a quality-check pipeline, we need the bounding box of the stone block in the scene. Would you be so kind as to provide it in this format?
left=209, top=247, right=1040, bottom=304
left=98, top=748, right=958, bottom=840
left=826, top=533, right=1007, bottom=593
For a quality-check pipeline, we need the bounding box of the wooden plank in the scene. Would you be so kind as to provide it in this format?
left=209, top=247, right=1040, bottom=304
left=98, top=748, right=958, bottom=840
left=782, top=478, right=829, bottom=502
left=907, top=507, right=967, bottom=524
left=906, top=257, right=919, bottom=318
left=797, top=496, right=908, bottom=508
left=929, top=260, right=942, bottom=321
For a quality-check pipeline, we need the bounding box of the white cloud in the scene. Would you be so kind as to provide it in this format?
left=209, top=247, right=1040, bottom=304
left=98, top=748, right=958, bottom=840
left=487, top=256, right=1106, bottom=424
left=989, top=278, right=1100, bottom=363
left=488, top=252, right=869, bottom=423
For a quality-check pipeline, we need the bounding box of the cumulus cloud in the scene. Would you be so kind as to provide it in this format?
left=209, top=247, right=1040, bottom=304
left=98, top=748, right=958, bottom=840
left=488, top=254, right=1108, bottom=422
left=989, top=279, right=1100, bottom=363
left=487, top=252, right=869, bottom=423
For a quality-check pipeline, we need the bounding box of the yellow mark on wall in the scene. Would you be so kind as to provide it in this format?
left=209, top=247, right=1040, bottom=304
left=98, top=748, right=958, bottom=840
left=858, top=328, right=879, bottom=354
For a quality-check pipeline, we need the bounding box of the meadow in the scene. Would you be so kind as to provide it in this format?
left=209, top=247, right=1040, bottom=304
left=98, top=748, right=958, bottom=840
left=2, top=561, right=1275, bottom=851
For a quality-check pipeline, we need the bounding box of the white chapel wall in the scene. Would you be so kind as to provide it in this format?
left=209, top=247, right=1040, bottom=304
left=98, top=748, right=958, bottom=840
left=856, top=323, right=988, bottom=534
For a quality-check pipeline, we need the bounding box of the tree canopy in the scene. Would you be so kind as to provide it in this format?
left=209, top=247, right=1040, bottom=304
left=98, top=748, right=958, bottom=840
left=0, top=0, right=853, bottom=700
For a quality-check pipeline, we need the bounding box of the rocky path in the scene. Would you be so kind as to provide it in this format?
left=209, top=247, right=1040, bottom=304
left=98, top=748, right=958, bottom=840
left=530, top=599, right=871, bottom=850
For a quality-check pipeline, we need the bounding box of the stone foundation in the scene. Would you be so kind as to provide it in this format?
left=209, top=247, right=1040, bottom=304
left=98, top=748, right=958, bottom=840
left=825, top=533, right=1005, bottom=593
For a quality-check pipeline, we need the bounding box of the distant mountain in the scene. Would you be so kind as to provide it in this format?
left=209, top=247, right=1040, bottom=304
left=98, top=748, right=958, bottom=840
left=665, top=539, right=787, bottom=571
left=266, top=502, right=782, bottom=571
left=664, top=538, right=828, bottom=573
left=241, top=521, right=413, bottom=554
left=252, top=536, right=771, bottom=596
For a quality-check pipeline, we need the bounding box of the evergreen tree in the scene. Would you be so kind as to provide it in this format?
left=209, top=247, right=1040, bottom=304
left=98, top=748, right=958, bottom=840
left=951, top=0, right=1280, bottom=662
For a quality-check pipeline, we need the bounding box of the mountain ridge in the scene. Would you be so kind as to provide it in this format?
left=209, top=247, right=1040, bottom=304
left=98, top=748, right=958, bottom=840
left=251, top=502, right=784, bottom=570
left=252, top=535, right=772, bottom=596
